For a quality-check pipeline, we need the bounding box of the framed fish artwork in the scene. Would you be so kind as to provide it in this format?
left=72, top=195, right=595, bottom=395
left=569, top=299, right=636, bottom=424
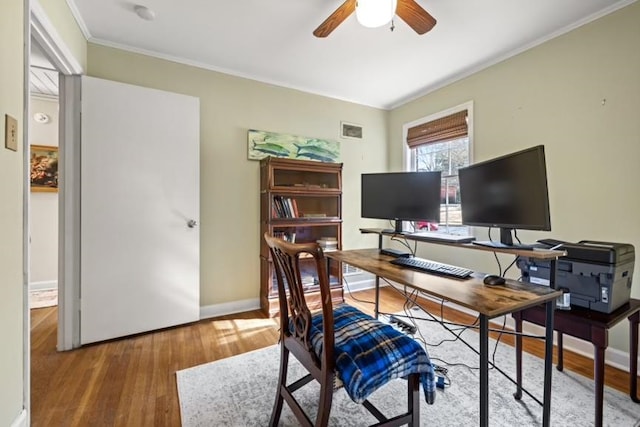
left=248, top=129, right=340, bottom=163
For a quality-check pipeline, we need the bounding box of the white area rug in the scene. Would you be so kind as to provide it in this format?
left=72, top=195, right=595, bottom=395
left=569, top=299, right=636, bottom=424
left=29, top=288, right=58, bottom=309
left=176, top=311, right=640, bottom=426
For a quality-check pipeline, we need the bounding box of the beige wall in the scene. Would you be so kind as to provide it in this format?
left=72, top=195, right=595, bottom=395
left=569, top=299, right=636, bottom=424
left=86, top=45, right=389, bottom=305
left=0, top=0, right=25, bottom=424
left=29, top=97, right=59, bottom=286
left=390, top=2, right=640, bottom=352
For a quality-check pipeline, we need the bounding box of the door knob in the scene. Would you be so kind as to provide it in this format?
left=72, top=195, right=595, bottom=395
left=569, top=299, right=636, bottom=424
left=187, top=219, right=198, bottom=228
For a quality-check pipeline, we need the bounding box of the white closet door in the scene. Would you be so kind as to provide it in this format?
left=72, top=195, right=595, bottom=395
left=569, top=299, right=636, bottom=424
left=80, top=76, right=200, bottom=344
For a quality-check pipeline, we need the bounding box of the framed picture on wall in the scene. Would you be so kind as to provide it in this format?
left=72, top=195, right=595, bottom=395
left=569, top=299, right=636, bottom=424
left=30, top=144, right=59, bottom=192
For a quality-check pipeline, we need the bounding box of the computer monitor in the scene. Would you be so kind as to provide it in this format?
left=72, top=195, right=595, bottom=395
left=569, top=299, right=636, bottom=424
left=361, top=171, right=442, bottom=233
left=458, top=145, right=551, bottom=248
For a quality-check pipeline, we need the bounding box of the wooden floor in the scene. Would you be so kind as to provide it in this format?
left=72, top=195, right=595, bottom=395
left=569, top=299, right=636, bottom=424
left=31, top=288, right=635, bottom=426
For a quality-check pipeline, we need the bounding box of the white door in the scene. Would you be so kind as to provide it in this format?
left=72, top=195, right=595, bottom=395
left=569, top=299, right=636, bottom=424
left=80, top=76, right=199, bottom=345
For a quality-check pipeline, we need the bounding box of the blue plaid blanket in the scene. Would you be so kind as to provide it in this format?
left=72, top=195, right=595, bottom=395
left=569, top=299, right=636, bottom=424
left=309, top=304, right=436, bottom=405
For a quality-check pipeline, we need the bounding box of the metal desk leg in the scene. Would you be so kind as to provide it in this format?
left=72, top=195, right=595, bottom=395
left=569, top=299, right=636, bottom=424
left=480, top=315, right=489, bottom=427
left=542, top=300, right=555, bottom=427
left=514, top=313, right=523, bottom=400
left=374, top=276, right=380, bottom=319
left=541, top=258, right=557, bottom=427
left=557, top=332, right=564, bottom=371
left=375, top=234, right=382, bottom=319
left=630, top=311, right=639, bottom=403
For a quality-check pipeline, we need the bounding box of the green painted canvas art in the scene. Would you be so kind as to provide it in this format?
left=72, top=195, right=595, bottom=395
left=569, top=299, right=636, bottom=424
left=248, top=129, right=340, bottom=163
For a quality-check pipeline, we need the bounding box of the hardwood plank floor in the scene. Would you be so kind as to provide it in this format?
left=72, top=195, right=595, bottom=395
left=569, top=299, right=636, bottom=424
left=31, top=288, right=636, bottom=426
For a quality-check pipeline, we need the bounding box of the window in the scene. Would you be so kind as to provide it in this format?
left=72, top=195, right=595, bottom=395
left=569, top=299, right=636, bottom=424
left=404, top=103, right=472, bottom=235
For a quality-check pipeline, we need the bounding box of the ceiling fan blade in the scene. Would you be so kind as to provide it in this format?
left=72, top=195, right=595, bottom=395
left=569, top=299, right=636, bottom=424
left=396, top=0, right=437, bottom=35
left=313, top=0, right=357, bottom=38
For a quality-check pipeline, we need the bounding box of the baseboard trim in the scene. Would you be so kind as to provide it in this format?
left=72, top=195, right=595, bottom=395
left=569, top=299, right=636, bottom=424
left=343, top=274, right=381, bottom=294
left=352, top=278, right=639, bottom=374
left=29, top=280, right=57, bottom=291
left=200, top=298, right=261, bottom=320
left=11, top=409, right=27, bottom=427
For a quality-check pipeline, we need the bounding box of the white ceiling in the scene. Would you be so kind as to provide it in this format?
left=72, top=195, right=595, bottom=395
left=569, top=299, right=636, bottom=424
left=55, top=0, right=634, bottom=109
left=30, top=38, right=59, bottom=98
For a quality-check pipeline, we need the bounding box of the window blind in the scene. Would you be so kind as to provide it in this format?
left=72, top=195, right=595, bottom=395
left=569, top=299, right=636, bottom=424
left=407, top=110, right=468, bottom=148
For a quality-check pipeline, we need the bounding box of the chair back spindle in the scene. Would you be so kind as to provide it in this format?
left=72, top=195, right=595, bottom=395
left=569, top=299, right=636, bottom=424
left=266, top=234, right=335, bottom=367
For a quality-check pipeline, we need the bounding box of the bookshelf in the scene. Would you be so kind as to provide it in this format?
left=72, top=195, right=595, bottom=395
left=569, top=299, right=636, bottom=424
left=260, top=157, right=344, bottom=316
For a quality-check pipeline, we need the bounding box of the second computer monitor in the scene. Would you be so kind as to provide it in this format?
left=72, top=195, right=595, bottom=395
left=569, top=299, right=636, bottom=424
left=458, top=145, right=551, bottom=248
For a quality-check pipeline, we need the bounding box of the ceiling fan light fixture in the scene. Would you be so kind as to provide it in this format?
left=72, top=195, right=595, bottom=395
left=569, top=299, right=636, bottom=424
left=356, top=0, right=398, bottom=28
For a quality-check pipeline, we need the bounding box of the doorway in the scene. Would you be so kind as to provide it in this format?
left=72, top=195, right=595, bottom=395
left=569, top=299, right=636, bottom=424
left=29, top=38, right=60, bottom=311
left=29, top=4, right=85, bottom=356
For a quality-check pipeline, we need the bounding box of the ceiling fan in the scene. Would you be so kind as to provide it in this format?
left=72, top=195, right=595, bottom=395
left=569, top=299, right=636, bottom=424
left=313, top=0, right=437, bottom=38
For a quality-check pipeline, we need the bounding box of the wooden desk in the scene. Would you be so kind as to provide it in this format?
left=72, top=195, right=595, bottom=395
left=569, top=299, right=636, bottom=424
left=326, top=248, right=563, bottom=427
left=512, top=299, right=640, bottom=427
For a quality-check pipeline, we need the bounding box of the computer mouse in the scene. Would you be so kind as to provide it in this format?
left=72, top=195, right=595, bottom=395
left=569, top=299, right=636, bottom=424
left=483, top=274, right=506, bottom=286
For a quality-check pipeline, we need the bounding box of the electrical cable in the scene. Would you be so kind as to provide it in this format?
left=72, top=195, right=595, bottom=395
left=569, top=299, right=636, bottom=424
left=491, top=315, right=507, bottom=368
left=372, top=279, right=552, bottom=397
left=391, top=289, right=482, bottom=373
left=341, top=275, right=375, bottom=306
left=487, top=227, right=504, bottom=275
left=502, top=257, right=520, bottom=277
left=390, top=236, right=414, bottom=253
left=378, top=278, right=546, bottom=339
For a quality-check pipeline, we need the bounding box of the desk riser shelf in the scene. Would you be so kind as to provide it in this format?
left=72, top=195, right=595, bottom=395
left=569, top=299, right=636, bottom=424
left=359, top=228, right=566, bottom=260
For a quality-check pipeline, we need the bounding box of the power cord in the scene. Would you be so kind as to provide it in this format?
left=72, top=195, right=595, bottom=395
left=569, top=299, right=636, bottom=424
left=488, top=227, right=524, bottom=277
left=389, top=235, right=415, bottom=255
left=369, top=276, right=547, bottom=394
left=502, top=257, right=520, bottom=277
left=381, top=283, right=545, bottom=393
left=433, top=364, right=451, bottom=389
left=341, top=275, right=375, bottom=306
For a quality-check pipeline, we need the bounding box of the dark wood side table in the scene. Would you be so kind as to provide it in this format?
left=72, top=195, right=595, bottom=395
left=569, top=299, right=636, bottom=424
left=512, top=298, right=640, bottom=427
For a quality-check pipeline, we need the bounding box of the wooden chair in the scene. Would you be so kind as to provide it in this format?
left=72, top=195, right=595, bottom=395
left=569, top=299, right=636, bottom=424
left=264, top=233, right=436, bottom=427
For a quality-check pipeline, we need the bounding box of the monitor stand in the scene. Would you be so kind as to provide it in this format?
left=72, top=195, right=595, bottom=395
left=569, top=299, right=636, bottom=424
left=472, top=228, right=537, bottom=250
left=382, top=220, right=406, bottom=235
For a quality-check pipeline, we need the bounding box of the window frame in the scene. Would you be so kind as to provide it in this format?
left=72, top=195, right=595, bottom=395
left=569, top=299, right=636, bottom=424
left=402, top=101, right=474, bottom=234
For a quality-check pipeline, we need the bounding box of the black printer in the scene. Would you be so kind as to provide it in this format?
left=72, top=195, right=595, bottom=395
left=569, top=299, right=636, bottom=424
left=517, top=240, right=635, bottom=313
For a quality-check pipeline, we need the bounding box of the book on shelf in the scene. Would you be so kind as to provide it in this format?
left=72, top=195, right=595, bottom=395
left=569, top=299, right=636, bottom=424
left=302, top=213, right=327, bottom=218
left=272, top=196, right=299, bottom=218
left=272, top=196, right=285, bottom=218
left=274, top=231, right=296, bottom=242
left=317, top=237, right=338, bottom=251
left=286, top=198, right=295, bottom=218
left=301, top=275, right=316, bottom=286
left=280, top=196, right=292, bottom=217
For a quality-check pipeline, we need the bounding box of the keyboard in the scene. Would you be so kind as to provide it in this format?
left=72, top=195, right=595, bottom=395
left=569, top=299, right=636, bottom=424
left=390, top=256, right=473, bottom=279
